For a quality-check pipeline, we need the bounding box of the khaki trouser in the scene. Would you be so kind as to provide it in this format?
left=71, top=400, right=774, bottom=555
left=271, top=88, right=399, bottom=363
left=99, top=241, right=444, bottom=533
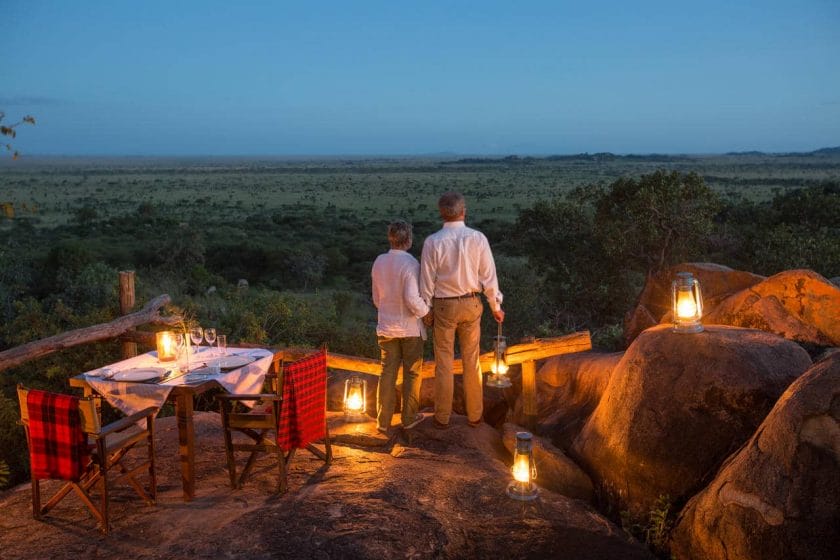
left=432, top=296, right=483, bottom=425
left=377, top=336, right=424, bottom=429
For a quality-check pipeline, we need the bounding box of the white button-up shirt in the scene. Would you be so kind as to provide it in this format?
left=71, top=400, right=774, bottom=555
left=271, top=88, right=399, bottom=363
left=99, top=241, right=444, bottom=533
left=372, top=249, right=430, bottom=339
left=419, top=221, right=503, bottom=311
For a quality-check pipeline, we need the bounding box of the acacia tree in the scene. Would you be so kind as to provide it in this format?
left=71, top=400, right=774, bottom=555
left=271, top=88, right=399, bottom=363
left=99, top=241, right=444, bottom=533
left=515, top=170, right=721, bottom=330
left=593, top=170, right=720, bottom=276
left=1, top=112, right=36, bottom=159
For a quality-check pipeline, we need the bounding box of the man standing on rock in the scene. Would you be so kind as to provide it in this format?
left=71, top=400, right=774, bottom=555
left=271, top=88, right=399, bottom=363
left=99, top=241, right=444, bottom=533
left=372, top=220, right=430, bottom=434
left=420, top=191, right=504, bottom=429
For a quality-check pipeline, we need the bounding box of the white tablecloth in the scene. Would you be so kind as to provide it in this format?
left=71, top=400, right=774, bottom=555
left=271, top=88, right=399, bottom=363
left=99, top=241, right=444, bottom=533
left=83, top=347, right=273, bottom=417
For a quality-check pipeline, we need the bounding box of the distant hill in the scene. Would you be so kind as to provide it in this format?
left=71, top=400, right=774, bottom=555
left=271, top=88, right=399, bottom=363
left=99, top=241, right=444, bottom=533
left=441, top=147, right=840, bottom=165
left=810, top=146, right=840, bottom=156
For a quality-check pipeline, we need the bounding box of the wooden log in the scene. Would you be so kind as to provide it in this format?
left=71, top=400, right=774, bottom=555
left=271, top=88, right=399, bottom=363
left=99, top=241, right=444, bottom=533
left=0, top=295, right=179, bottom=373
left=325, top=352, right=381, bottom=376
left=118, top=271, right=136, bottom=313
left=118, top=330, right=156, bottom=346
left=119, top=270, right=138, bottom=359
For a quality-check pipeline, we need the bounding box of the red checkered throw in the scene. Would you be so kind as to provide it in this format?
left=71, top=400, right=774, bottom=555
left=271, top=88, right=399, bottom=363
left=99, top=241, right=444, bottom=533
left=26, top=389, right=90, bottom=482
left=277, top=349, right=327, bottom=451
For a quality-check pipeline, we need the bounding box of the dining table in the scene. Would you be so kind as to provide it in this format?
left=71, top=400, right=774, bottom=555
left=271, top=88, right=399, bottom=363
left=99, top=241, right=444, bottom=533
left=69, top=346, right=274, bottom=501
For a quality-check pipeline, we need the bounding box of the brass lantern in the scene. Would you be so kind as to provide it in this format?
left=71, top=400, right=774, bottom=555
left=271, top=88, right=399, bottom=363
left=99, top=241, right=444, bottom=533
left=507, top=431, right=538, bottom=501
left=672, top=272, right=704, bottom=333
left=343, top=375, right=367, bottom=422
left=486, top=323, right=511, bottom=388
left=155, top=330, right=177, bottom=362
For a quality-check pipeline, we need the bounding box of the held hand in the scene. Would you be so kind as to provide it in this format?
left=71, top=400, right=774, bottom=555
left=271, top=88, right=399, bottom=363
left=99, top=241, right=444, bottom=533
left=422, top=311, right=434, bottom=327
left=493, top=309, right=505, bottom=323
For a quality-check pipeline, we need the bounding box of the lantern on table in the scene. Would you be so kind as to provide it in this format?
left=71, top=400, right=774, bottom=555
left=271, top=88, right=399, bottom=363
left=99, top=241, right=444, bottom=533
left=155, top=330, right=177, bottom=362
left=672, top=272, right=704, bottom=334
left=486, top=322, right=511, bottom=388
left=507, top=431, right=538, bottom=501
left=343, top=375, right=367, bottom=422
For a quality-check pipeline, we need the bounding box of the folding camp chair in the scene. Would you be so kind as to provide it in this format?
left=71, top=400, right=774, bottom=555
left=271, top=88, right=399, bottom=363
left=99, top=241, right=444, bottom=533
left=217, top=347, right=332, bottom=492
left=17, top=385, right=157, bottom=534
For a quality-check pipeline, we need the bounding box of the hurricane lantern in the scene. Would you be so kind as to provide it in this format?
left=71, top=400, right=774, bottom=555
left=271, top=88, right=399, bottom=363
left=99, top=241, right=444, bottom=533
left=672, top=272, right=704, bottom=334
left=343, top=375, right=367, bottom=421
left=507, top=431, right=539, bottom=501
left=486, top=323, right=512, bottom=388
left=155, top=330, right=177, bottom=362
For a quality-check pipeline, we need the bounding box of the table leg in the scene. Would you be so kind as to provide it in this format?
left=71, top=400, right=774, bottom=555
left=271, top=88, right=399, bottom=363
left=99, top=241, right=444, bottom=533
left=175, top=393, right=195, bottom=501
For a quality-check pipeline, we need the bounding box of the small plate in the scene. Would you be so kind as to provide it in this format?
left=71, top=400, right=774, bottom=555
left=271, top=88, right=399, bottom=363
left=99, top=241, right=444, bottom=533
left=112, top=368, right=168, bottom=382
left=208, top=355, right=254, bottom=370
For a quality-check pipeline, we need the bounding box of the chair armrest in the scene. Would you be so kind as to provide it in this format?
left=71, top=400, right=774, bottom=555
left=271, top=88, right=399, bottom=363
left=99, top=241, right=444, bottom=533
left=94, top=406, right=158, bottom=438
left=215, top=394, right=281, bottom=402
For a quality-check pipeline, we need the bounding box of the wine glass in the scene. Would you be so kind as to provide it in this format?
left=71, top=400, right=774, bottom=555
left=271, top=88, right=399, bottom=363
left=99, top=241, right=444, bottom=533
left=174, top=332, right=189, bottom=373
left=204, top=328, right=217, bottom=355
left=190, top=326, right=203, bottom=355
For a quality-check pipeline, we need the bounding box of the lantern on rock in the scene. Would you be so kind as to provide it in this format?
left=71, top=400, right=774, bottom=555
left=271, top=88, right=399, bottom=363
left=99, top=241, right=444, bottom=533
left=672, top=272, right=704, bottom=334
left=343, top=375, right=367, bottom=422
left=155, top=330, right=176, bottom=362
left=486, top=323, right=511, bottom=388
left=507, top=431, right=538, bottom=501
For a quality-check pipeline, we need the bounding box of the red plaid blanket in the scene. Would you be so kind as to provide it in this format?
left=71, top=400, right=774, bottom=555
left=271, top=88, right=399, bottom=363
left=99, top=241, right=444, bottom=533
left=277, top=349, right=327, bottom=451
left=26, top=389, right=90, bottom=482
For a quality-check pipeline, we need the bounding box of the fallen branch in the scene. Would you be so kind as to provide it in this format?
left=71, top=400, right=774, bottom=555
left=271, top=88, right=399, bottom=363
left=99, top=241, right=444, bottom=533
left=0, top=295, right=180, bottom=373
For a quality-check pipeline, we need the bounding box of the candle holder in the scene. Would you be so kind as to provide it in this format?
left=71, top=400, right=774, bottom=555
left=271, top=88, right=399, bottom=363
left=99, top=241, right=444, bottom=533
left=155, top=330, right=176, bottom=362
left=343, top=375, right=367, bottom=422
left=486, top=322, right=511, bottom=388
left=507, top=431, right=539, bottom=501
left=672, top=272, right=704, bottom=334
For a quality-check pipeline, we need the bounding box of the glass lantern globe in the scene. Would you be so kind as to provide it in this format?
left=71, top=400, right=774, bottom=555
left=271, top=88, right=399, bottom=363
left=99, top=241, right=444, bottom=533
left=672, top=272, right=704, bottom=333
left=343, top=375, right=367, bottom=422
left=155, top=330, right=177, bottom=362
left=486, top=324, right=512, bottom=388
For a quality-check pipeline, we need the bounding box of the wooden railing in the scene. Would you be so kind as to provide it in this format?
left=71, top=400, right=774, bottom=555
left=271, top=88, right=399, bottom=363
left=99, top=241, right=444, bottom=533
left=279, top=330, right=592, bottom=430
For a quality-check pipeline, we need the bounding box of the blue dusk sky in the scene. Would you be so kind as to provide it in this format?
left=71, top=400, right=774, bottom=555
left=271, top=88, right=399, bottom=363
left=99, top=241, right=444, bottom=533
left=2, top=0, right=838, bottom=156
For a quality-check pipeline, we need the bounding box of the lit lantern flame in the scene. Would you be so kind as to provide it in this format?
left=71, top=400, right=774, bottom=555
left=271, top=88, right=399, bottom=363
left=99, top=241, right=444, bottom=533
left=512, top=454, right=531, bottom=483
left=490, top=357, right=509, bottom=375
left=345, top=389, right=363, bottom=412
left=676, top=289, right=697, bottom=319
left=156, top=330, right=176, bottom=362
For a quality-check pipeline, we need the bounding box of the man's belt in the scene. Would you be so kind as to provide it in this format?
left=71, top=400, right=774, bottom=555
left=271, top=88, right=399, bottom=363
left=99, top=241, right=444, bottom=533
left=434, top=292, right=481, bottom=300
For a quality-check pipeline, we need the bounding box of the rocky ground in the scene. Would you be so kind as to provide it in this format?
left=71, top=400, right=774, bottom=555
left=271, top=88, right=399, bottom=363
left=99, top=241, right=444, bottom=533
left=0, top=411, right=652, bottom=560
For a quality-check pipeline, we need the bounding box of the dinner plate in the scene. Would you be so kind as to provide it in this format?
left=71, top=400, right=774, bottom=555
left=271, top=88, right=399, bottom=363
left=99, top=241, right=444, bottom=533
left=208, top=355, right=254, bottom=370
left=112, top=367, right=168, bottom=382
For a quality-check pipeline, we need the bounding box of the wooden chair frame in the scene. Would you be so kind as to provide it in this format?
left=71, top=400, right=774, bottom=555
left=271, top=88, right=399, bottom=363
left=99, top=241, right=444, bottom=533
left=216, top=349, right=332, bottom=492
left=17, top=385, right=157, bottom=534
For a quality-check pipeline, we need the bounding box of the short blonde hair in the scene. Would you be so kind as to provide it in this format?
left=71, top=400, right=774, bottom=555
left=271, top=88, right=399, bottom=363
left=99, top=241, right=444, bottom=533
left=387, top=220, right=413, bottom=249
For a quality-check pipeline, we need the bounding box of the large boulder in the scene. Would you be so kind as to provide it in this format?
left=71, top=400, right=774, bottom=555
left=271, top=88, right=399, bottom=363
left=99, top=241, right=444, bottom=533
left=572, top=324, right=812, bottom=517
left=513, top=351, right=622, bottom=448
left=705, top=269, right=840, bottom=347
left=624, top=263, right=765, bottom=345
left=502, top=423, right=594, bottom=501
left=670, top=353, right=840, bottom=560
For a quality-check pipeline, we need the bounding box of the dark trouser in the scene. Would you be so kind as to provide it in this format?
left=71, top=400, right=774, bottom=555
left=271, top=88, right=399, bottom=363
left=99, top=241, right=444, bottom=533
left=377, top=336, right=424, bottom=429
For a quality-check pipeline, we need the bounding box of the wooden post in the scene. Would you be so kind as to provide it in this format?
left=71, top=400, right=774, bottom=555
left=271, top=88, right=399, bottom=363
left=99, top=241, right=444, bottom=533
left=521, top=359, right=537, bottom=432
left=119, top=271, right=138, bottom=359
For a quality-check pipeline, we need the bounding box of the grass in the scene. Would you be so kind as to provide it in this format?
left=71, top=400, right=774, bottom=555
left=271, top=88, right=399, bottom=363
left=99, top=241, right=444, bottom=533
left=3, top=153, right=839, bottom=231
